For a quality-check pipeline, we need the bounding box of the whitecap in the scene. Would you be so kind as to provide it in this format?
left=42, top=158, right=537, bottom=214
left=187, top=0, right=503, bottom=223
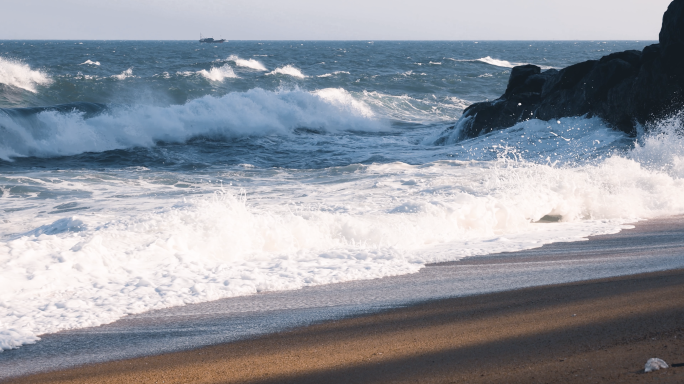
left=112, top=68, right=134, bottom=80
left=358, top=91, right=467, bottom=123
left=227, top=55, right=267, bottom=71
left=317, top=71, right=350, bottom=78
left=0, top=88, right=386, bottom=160
left=0, top=57, right=52, bottom=93
left=267, top=65, right=307, bottom=78
left=313, top=88, right=375, bottom=118
left=449, top=56, right=556, bottom=70
left=198, top=64, right=239, bottom=81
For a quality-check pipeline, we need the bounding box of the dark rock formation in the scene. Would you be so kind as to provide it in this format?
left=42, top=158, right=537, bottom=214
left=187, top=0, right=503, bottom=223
left=456, top=0, right=684, bottom=140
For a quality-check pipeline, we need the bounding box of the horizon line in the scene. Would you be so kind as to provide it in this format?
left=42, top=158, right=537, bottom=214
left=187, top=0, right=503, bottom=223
left=0, top=39, right=659, bottom=42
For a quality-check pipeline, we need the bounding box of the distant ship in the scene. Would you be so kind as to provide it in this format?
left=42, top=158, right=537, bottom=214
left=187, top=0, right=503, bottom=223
left=199, top=34, right=226, bottom=43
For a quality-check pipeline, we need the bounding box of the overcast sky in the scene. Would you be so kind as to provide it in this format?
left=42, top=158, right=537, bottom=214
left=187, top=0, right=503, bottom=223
left=0, top=0, right=673, bottom=40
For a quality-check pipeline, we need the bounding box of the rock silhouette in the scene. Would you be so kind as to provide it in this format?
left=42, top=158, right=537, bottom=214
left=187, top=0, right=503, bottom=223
left=456, top=0, right=684, bottom=140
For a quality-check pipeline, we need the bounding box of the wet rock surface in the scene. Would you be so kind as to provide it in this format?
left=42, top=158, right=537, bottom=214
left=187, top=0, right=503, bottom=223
left=457, top=0, right=684, bottom=140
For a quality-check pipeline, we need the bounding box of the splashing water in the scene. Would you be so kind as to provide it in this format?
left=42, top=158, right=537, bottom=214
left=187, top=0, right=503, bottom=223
left=0, top=57, right=52, bottom=93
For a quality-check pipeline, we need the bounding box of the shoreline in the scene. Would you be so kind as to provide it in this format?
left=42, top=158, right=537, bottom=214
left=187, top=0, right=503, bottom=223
left=9, top=268, right=684, bottom=383
left=3, top=216, right=684, bottom=382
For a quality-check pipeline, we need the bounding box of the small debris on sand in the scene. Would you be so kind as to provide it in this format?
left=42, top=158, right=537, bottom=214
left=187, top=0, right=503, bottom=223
left=644, top=358, right=669, bottom=373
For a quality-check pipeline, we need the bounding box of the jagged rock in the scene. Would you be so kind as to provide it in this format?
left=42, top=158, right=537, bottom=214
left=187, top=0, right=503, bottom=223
left=456, top=0, right=684, bottom=140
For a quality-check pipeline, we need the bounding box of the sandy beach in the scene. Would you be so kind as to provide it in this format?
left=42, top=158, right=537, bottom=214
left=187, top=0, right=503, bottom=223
left=3, top=216, right=684, bottom=383
left=8, top=268, right=684, bottom=384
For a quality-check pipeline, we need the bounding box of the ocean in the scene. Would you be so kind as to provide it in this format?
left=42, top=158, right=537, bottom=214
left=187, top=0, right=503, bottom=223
left=2, top=40, right=684, bottom=352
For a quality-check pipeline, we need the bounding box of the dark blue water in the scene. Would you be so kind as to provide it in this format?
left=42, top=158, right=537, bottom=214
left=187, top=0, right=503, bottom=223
left=0, top=40, right=651, bottom=169
left=1, top=41, right=650, bottom=108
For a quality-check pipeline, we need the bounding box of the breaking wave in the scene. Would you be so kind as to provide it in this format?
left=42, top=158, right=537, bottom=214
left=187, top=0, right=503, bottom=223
left=267, top=65, right=307, bottom=78
left=451, top=56, right=556, bottom=70
left=227, top=55, right=267, bottom=71
left=3, top=116, right=684, bottom=351
left=0, top=88, right=386, bottom=160
left=0, top=57, right=52, bottom=93
left=198, top=64, right=239, bottom=81
left=112, top=68, right=134, bottom=80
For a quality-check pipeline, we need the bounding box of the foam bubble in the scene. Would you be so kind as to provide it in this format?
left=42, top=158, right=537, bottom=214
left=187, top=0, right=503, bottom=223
left=227, top=55, right=267, bottom=71
left=80, top=60, right=100, bottom=66
left=267, top=65, right=307, bottom=78
left=0, top=57, right=52, bottom=93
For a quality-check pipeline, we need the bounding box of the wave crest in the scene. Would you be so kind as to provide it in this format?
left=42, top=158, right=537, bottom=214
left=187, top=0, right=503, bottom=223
left=112, top=68, right=134, bottom=80
left=0, top=88, right=386, bottom=160
left=267, top=65, right=307, bottom=78
left=198, top=64, right=239, bottom=81
left=317, top=71, right=350, bottom=78
left=450, top=56, right=556, bottom=70
left=227, top=55, right=267, bottom=71
left=0, top=57, right=52, bottom=93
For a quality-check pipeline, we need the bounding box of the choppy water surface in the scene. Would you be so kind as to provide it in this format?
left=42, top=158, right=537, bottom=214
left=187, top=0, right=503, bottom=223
left=3, top=40, right=684, bottom=351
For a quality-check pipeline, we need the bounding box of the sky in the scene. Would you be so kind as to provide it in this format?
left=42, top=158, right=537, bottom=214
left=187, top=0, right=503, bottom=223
left=0, top=0, right=674, bottom=40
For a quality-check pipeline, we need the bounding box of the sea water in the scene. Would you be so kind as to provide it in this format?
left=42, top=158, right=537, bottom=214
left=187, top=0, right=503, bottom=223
left=1, top=40, right=683, bottom=351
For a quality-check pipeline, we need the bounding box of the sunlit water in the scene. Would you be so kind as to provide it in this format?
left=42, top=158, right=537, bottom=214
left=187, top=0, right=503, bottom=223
left=3, top=40, right=684, bottom=351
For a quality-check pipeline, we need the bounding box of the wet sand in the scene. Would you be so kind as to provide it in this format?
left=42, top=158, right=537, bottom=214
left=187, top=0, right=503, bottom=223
left=8, top=268, right=684, bottom=384
left=4, top=217, right=684, bottom=383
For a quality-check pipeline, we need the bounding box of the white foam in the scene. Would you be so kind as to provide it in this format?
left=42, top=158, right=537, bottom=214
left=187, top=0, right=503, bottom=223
left=477, top=56, right=520, bottom=68
left=80, top=60, right=100, bottom=66
left=267, top=65, right=307, bottom=78
left=198, top=64, right=239, bottom=81
left=0, top=57, right=52, bottom=93
left=0, top=329, right=39, bottom=351
left=358, top=91, right=467, bottom=123
left=227, top=55, right=267, bottom=71
left=0, top=88, right=386, bottom=160
left=313, top=88, right=375, bottom=118
left=445, top=96, right=472, bottom=111
left=4, top=117, right=684, bottom=350
left=112, top=68, right=134, bottom=80
left=317, top=71, right=350, bottom=78
left=450, top=56, right=556, bottom=70
left=630, top=115, right=684, bottom=179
